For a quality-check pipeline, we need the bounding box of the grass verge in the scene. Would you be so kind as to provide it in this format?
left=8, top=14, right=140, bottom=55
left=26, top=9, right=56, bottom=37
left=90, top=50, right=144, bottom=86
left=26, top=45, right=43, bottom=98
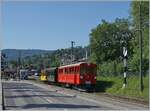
left=96, top=74, right=149, bottom=101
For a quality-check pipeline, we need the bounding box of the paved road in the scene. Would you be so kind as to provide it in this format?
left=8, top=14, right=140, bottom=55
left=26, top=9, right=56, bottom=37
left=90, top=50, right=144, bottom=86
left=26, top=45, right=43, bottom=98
left=3, top=81, right=110, bottom=110
left=3, top=81, right=148, bottom=110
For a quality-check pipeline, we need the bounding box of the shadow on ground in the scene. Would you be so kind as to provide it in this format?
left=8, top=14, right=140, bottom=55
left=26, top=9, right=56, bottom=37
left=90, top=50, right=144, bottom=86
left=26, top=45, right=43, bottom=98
left=5, top=94, right=75, bottom=99
left=6, top=103, right=100, bottom=109
left=95, top=80, right=114, bottom=92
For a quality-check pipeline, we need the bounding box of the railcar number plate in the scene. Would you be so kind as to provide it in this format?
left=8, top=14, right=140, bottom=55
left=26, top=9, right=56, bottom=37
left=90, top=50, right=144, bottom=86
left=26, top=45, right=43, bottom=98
left=85, top=81, right=91, bottom=84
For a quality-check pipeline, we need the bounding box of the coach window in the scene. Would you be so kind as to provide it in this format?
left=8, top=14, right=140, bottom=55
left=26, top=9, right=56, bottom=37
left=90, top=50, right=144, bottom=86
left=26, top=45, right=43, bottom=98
left=59, top=69, right=61, bottom=73
left=66, top=68, right=68, bottom=74
left=64, top=68, right=66, bottom=74
left=69, top=68, right=71, bottom=74
left=67, top=68, right=69, bottom=74
left=72, top=67, right=73, bottom=74
left=77, top=67, right=79, bottom=74
left=70, top=67, right=72, bottom=74
left=65, top=68, right=67, bottom=74
left=75, top=67, right=77, bottom=74
left=72, top=67, right=74, bottom=74
left=63, top=68, right=65, bottom=74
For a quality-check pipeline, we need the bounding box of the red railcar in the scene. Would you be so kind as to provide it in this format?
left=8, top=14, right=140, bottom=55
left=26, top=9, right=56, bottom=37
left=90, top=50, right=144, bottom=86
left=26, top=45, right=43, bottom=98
left=57, top=62, right=97, bottom=89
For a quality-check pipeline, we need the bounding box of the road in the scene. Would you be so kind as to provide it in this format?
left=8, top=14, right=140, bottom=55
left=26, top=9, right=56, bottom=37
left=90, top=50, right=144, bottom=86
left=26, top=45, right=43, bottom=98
left=2, top=80, right=149, bottom=110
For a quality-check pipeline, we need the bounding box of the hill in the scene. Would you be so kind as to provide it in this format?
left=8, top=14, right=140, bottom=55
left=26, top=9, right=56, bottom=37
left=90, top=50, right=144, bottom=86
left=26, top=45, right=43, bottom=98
left=2, top=49, right=54, bottom=61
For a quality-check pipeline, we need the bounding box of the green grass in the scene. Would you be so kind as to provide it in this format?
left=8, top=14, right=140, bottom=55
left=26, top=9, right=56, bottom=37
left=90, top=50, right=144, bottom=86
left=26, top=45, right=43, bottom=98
left=96, top=75, right=149, bottom=101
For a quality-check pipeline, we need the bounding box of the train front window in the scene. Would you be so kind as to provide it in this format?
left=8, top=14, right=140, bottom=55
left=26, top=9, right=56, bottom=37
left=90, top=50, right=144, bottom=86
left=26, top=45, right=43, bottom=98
left=88, top=67, right=96, bottom=74
left=80, top=66, right=96, bottom=75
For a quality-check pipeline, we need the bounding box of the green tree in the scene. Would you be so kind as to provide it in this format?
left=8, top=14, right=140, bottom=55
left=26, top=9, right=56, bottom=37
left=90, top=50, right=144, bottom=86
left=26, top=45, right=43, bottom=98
left=129, top=1, right=149, bottom=72
left=90, top=18, right=133, bottom=75
left=10, top=60, right=18, bottom=68
left=90, top=19, right=133, bottom=64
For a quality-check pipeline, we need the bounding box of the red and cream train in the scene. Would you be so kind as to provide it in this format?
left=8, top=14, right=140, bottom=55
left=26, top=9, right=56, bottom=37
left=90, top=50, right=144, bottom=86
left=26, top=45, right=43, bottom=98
left=40, top=62, right=97, bottom=91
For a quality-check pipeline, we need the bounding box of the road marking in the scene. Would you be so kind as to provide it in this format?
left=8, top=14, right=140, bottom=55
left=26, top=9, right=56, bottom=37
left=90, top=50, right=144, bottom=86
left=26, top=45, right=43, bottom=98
left=30, top=89, right=53, bottom=104
left=45, top=98, right=53, bottom=103
left=57, top=90, right=76, bottom=97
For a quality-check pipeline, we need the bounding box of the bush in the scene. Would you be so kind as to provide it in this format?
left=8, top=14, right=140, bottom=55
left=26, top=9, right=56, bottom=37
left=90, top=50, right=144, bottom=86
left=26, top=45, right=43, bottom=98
left=97, top=61, right=123, bottom=77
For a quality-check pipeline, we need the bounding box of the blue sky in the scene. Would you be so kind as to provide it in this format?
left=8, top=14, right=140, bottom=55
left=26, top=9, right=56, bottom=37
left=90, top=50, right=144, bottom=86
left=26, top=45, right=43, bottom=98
left=2, top=1, right=131, bottom=50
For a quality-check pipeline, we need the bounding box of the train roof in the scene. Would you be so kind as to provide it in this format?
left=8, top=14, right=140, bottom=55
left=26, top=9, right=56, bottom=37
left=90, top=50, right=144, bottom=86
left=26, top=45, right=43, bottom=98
left=44, top=67, right=57, bottom=71
left=58, top=62, right=96, bottom=69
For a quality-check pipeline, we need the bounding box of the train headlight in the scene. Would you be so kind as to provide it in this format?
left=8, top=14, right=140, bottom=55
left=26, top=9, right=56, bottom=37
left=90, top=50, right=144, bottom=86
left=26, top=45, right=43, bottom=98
left=80, top=76, right=83, bottom=79
left=94, top=76, right=97, bottom=79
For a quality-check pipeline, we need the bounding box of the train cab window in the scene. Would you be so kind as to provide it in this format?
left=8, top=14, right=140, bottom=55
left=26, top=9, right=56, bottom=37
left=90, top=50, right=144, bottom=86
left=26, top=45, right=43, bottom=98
left=87, top=66, right=96, bottom=74
left=80, top=66, right=96, bottom=75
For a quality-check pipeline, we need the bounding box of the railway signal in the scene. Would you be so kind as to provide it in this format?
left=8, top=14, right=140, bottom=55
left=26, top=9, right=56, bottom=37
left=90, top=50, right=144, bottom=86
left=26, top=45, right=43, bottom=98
left=122, top=46, right=127, bottom=88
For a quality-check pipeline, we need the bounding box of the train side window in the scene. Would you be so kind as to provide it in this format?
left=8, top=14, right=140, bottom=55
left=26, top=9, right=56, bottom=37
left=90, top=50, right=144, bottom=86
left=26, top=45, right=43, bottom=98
left=59, top=69, right=62, bottom=74
left=75, top=67, right=77, bottom=74
left=70, top=67, right=72, bottom=74
left=72, top=67, right=74, bottom=74
left=69, top=68, right=71, bottom=74
left=65, top=68, right=67, bottom=74
left=76, top=67, right=78, bottom=74
left=64, top=69, right=65, bottom=74
left=65, top=68, right=68, bottom=74
left=67, top=68, right=69, bottom=74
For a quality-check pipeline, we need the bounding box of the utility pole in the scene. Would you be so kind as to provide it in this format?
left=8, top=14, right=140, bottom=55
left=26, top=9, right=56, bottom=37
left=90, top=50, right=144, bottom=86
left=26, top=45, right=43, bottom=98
left=85, top=47, right=88, bottom=62
left=71, top=41, right=75, bottom=63
left=139, top=1, right=143, bottom=92
left=17, top=50, right=21, bottom=81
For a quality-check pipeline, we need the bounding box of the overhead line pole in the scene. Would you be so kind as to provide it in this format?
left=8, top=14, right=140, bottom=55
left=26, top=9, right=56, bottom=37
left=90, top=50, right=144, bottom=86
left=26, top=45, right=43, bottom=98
left=71, top=41, right=75, bottom=64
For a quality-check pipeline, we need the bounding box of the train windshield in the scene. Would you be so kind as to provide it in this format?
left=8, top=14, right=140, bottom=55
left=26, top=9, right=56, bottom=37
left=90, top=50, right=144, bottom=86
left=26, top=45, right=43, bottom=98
left=80, top=66, right=96, bottom=75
